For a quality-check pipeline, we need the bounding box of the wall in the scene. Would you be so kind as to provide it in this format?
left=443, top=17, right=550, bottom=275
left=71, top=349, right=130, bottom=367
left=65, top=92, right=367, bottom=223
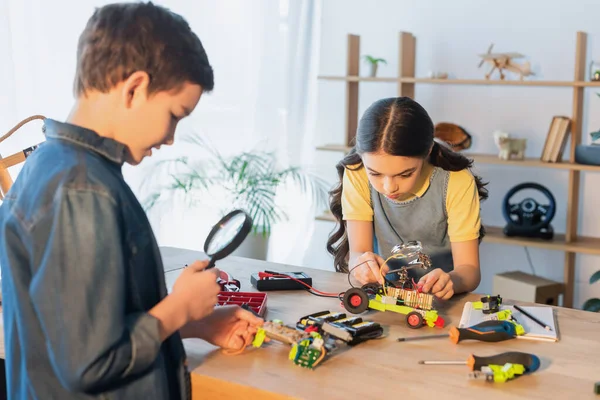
left=304, top=0, right=600, bottom=309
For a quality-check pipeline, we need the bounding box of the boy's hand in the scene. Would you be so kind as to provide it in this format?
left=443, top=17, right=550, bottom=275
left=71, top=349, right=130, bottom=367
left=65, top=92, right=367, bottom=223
left=181, top=305, right=263, bottom=351
left=172, top=260, right=221, bottom=322
left=418, top=269, right=454, bottom=300
left=350, top=252, right=388, bottom=285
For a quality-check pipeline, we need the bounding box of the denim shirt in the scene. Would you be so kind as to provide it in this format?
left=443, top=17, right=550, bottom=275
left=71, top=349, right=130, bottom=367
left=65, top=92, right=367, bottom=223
left=0, top=119, right=191, bottom=399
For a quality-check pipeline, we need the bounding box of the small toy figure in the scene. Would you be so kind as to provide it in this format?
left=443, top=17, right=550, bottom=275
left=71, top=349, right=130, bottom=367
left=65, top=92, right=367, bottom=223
left=341, top=241, right=445, bottom=329
left=474, top=294, right=503, bottom=314
left=494, top=130, right=526, bottom=160
left=478, top=43, right=534, bottom=81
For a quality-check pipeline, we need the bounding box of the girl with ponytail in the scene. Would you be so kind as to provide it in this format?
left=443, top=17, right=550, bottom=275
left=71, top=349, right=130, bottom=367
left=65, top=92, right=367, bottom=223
left=326, top=97, right=488, bottom=300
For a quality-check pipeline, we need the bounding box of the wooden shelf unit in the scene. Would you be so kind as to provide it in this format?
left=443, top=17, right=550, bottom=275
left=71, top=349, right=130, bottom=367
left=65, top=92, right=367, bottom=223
left=315, top=31, right=598, bottom=308
left=316, top=211, right=600, bottom=256
left=318, top=75, right=600, bottom=87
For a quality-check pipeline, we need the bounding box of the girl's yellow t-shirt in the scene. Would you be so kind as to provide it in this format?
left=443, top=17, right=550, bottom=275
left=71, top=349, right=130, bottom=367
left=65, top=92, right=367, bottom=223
left=341, top=163, right=481, bottom=242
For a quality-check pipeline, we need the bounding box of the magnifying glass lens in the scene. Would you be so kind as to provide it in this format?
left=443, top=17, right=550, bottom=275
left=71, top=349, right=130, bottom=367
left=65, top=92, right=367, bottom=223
left=206, top=214, right=247, bottom=255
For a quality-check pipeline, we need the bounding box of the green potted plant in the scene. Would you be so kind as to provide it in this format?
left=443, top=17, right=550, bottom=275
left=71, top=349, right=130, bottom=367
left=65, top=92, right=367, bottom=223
left=363, top=55, right=387, bottom=77
left=141, top=135, right=330, bottom=260
left=583, top=271, right=600, bottom=312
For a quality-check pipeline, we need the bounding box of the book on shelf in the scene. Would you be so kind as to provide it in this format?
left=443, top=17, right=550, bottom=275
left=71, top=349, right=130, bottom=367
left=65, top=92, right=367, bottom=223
left=459, top=301, right=559, bottom=342
left=541, top=116, right=571, bottom=162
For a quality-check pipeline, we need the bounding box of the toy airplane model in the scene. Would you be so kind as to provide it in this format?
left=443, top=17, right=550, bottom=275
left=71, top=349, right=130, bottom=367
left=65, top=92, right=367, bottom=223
left=478, top=43, right=534, bottom=80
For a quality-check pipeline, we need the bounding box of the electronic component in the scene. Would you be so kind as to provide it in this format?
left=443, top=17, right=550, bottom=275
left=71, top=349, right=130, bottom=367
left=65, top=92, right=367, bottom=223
left=331, top=320, right=384, bottom=344
left=296, top=311, right=347, bottom=328
left=296, top=310, right=384, bottom=345
left=252, top=310, right=383, bottom=369
left=251, top=271, right=312, bottom=291
left=480, top=295, right=503, bottom=314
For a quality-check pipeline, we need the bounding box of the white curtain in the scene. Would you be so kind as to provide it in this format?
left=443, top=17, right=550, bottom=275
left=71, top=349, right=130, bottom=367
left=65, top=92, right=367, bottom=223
left=0, top=0, right=324, bottom=266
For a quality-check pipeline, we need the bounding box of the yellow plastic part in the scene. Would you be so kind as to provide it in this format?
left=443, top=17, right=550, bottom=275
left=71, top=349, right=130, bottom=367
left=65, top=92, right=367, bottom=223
left=252, top=328, right=266, bottom=348
left=424, top=310, right=439, bottom=327
left=487, top=363, right=526, bottom=383
left=511, top=321, right=526, bottom=336
left=288, top=344, right=298, bottom=361
left=368, top=294, right=440, bottom=328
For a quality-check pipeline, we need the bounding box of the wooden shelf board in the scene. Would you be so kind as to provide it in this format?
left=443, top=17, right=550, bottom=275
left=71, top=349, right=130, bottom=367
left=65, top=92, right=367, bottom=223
left=466, top=153, right=600, bottom=172
left=317, top=75, right=600, bottom=88
left=315, top=146, right=600, bottom=172
left=314, top=215, right=600, bottom=255
left=315, top=211, right=336, bottom=222
left=317, top=75, right=397, bottom=82
left=316, top=144, right=353, bottom=152
left=483, top=226, right=600, bottom=255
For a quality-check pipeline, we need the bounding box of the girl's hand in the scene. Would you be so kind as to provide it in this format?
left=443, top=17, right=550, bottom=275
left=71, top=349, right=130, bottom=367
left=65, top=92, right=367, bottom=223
left=418, top=269, right=454, bottom=300
left=350, top=252, right=387, bottom=285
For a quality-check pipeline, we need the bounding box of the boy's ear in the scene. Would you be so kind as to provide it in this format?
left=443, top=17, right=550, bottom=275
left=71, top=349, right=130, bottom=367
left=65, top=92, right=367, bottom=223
left=122, top=71, right=151, bottom=109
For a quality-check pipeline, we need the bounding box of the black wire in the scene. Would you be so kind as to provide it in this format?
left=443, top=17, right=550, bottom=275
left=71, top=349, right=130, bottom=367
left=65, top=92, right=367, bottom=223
left=265, top=270, right=344, bottom=299
left=305, top=290, right=340, bottom=299
left=272, top=261, right=383, bottom=301
left=524, top=246, right=536, bottom=275
left=347, top=259, right=381, bottom=288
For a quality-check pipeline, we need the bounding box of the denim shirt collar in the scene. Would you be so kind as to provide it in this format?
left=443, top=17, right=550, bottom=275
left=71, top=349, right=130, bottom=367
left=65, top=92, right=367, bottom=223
left=43, top=119, right=128, bottom=165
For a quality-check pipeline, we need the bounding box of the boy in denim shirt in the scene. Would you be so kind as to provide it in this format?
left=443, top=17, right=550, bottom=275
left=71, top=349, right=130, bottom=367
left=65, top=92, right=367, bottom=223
left=0, top=2, right=262, bottom=399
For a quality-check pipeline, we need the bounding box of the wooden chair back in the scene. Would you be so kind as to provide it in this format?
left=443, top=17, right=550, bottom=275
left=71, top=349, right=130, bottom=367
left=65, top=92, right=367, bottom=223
left=0, top=115, right=46, bottom=200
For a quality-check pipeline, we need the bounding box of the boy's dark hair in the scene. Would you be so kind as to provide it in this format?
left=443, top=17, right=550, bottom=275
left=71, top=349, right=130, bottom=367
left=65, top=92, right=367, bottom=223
left=326, top=97, right=489, bottom=273
left=74, top=1, right=214, bottom=97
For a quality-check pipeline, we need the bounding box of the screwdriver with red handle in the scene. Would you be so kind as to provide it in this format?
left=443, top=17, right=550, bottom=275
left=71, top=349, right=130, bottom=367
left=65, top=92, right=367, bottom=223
left=419, top=351, right=541, bottom=373
left=397, top=320, right=520, bottom=344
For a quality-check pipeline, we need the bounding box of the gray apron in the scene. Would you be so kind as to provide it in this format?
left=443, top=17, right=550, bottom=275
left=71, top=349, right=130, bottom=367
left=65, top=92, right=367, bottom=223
left=370, top=167, right=454, bottom=281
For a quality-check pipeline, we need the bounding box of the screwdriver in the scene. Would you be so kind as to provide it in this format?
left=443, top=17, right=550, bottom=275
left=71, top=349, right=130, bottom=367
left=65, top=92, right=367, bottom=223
left=397, top=320, right=521, bottom=344
left=419, top=351, right=541, bottom=374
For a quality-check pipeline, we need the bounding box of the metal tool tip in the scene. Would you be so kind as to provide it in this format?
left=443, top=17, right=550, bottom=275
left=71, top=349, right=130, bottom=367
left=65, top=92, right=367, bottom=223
left=418, top=360, right=425, bottom=364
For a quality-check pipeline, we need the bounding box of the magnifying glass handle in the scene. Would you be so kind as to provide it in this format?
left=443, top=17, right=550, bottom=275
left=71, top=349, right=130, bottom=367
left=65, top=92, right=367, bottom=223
left=206, top=258, right=217, bottom=270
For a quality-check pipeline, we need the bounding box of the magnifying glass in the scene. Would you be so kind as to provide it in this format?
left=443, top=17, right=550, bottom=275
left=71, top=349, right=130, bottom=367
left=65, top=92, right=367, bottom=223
left=203, top=209, right=253, bottom=269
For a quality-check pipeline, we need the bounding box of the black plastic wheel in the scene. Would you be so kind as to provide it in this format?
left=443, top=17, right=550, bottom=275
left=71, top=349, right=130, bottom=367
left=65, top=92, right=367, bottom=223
left=361, top=283, right=382, bottom=297
left=406, top=311, right=424, bottom=329
left=343, top=288, right=370, bottom=314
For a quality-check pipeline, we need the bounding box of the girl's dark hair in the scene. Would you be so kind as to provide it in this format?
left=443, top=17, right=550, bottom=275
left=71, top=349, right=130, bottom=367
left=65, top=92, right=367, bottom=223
left=326, top=97, right=488, bottom=273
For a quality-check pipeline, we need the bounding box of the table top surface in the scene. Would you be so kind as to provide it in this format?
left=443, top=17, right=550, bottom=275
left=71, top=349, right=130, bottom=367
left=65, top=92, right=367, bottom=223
left=160, top=247, right=600, bottom=400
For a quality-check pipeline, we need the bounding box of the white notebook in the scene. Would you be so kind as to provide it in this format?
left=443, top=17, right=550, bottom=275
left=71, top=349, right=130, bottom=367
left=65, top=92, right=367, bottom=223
left=458, top=301, right=559, bottom=342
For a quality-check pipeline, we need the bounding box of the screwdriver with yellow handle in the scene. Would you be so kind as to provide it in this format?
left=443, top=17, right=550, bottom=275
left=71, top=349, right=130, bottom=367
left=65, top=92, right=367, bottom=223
left=397, top=320, right=524, bottom=344
left=418, top=351, right=541, bottom=374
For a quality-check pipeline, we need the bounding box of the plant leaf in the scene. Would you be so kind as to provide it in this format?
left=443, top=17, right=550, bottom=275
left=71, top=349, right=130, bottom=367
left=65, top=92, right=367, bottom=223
left=140, top=136, right=331, bottom=235
left=582, top=298, right=600, bottom=312
left=590, top=270, right=600, bottom=284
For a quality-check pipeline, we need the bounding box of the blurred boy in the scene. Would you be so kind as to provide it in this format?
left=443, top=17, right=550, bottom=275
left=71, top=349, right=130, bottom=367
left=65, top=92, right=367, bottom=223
left=0, top=2, right=262, bottom=399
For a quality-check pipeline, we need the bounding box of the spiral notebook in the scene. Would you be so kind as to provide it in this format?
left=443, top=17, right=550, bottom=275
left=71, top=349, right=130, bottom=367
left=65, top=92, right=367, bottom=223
left=459, top=301, right=559, bottom=342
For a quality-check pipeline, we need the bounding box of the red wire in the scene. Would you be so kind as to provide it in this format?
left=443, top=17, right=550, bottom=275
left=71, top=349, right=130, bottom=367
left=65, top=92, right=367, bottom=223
left=261, top=273, right=341, bottom=297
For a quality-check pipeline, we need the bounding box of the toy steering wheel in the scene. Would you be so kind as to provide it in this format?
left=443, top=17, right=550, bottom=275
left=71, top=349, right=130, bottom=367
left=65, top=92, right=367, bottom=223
left=502, top=183, right=556, bottom=232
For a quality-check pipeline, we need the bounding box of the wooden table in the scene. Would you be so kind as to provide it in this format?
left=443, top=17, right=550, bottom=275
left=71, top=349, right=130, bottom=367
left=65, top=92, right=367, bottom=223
left=160, top=247, right=600, bottom=400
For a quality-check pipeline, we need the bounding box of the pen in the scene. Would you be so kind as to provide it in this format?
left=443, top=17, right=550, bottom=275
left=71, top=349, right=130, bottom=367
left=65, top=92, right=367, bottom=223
left=513, top=305, right=552, bottom=331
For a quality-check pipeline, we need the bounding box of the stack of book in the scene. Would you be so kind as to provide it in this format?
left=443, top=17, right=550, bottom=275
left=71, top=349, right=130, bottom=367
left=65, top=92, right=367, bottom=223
left=541, top=116, right=571, bottom=162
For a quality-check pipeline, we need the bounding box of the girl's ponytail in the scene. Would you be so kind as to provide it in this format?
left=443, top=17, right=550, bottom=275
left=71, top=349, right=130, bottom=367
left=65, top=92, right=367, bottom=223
left=429, top=140, right=489, bottom=240
left=326, top=147, right=362, bottom=273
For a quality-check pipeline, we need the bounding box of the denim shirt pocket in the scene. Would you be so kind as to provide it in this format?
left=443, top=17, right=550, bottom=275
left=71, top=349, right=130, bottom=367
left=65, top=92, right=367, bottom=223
left=122, top=198, right=162, bottom=310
